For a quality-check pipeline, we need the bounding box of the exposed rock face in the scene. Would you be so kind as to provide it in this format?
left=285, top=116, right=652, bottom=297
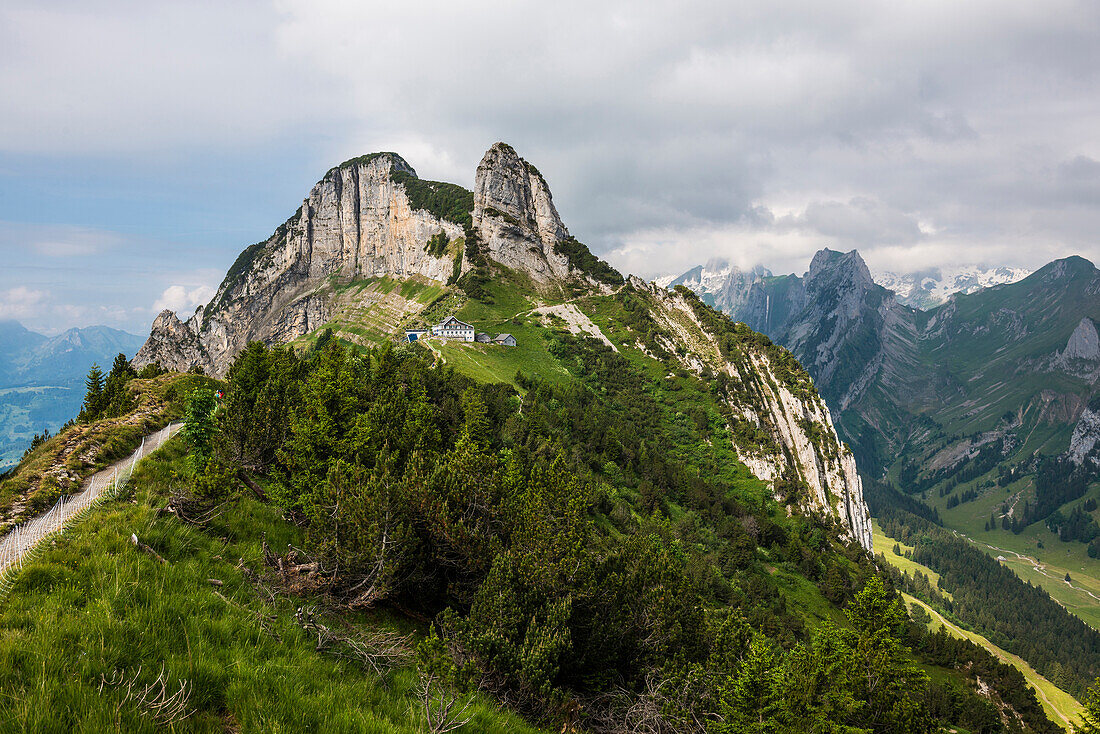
left=472, top=142, right=578, bottom=285
left=134, top=153, right=464, bottom=376
left=1068, top=402, right=1100, bottom=466
left=1063, top=317, right=1100, bottom=361
left=134, top=310, right=212, bottom=373
left=733, top=349, right=873, bottom=550
left=633, top=276, right=872, bottom=550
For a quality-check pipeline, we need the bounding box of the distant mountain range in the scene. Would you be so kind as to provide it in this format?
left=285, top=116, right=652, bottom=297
left=871, top=265, right=1032, bottom=309
left=0, top=321, right=143, bottom=469
left=659, top=259, right=1031, bottom=312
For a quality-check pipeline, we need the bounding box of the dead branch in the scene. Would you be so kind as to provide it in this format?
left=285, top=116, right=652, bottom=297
left=580, top=669, right=708, bottom=734
left=294, top=605, right=413, bottom=677
left=419, top=673, right=474, bottom=734
left=237, top=469, right=268, bottom=502
left=161, top=486, right=231, bottom=526
left=130, top=533, right=168, bottom=565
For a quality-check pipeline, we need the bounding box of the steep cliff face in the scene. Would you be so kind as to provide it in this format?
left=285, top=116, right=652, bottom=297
left=630, top=277, right=873, bottom=550
left=472, top=142, right=621, bottom=290
left=473, top=143, right=572, bottom=283
left=1062, top=317, right=1100, bottom=362
left=134, top=153, right=466, bottom=375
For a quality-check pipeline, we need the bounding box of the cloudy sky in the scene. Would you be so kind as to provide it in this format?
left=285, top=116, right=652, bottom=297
left=2, top=0, right=1099, bottom=334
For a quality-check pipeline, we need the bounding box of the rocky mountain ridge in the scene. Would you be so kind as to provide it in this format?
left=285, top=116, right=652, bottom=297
left=631, top=278, right=872, bottom=548
left=133, top=143, right=871, bottom=548
left=668, top=248, right=1100, bottom=510
left=134, top=144, right=618, bottom=377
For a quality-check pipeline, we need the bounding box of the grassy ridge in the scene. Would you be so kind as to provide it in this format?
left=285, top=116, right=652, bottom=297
left=0, top=440, right=546, bottom=733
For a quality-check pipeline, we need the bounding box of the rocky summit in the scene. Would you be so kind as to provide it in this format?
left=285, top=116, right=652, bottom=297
left=132, top=143, right=872, bottom=550
left=134, top=144, right=620, bottom=378
left=473, top=142, right=572, bottom=283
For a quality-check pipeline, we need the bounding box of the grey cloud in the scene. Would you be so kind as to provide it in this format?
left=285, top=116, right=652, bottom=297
left=3, top=0, right=1100, bottom=333
left=776, top=198, right=926, bottom=247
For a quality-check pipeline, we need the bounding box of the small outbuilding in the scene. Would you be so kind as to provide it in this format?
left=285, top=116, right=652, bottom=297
left=405, top=329, right=429, bottom=343
left=494, top=333, right=517, bottom=347
left=475, top=332, right=492, bottom=343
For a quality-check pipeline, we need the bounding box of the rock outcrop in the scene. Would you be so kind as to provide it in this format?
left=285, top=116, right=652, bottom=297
left=473, top=143, right=573, bottom=284
left=472, top=142, right=621, bottom=290
left=134, top=153, right=466, bottom=376
left=1062, top=317, right=1100, bottom=362
left=1068, top=401, right=1100, bottom=466
left=633, top=276, right=873, bottom=550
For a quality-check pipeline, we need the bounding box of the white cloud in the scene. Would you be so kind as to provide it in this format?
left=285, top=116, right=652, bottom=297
left=154, top=285, right=216, bottom=314
left=0, top=287, right=48, bottom=320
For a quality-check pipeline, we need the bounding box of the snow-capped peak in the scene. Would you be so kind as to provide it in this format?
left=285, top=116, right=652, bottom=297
left=871, top=265, right=1031, bottom=309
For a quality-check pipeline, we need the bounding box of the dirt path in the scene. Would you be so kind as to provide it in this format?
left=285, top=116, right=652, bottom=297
left=423, top=340, right=446, bottom=365
left=953, top=529, right=1100, bottom=604
left=0, top=422, right=181, bottom=578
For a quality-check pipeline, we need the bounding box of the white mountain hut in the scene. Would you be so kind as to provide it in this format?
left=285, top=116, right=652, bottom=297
left=431, top=316, right=476, bottom=342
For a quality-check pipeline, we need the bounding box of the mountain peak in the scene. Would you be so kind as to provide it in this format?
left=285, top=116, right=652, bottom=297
left=330, top=151, right=416, bottom=178
left=806, top=248, right=873, bottom=289
left=474, top=142, right=568, bottom=246
left=473, top=143, right=620, bottom=288
left=1035, top=254, right=1099, bottom=282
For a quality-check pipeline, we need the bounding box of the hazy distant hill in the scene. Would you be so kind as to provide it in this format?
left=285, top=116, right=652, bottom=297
left=0, top=321, right=143, bottom=469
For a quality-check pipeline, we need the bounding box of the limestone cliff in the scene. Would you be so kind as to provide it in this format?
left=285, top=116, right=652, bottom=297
left=1061, top=317, right=1100, bottom=362
left=134, top=153, right=467, bottom=375
left=629, top=276, right=873, bottom=550
left=473, top=142, right=621, bottom=290
left=135, top=143, right=624, bottom=375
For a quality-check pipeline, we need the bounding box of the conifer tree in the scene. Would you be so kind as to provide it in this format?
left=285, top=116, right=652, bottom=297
left=1078, top=678, right=1100, bottom=734
left=182, top=388, right=218, bottom=470
left=103, top=353, right=137, bottom=417
left=78, top=363, right=106, bottom=422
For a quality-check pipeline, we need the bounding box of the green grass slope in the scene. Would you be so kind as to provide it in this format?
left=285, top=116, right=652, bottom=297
left=0, top=440, right=546, bottom=733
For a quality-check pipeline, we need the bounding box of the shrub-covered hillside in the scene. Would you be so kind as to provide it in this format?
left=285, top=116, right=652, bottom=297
left=0, top=289, right=1065, bottom=732
left=119, top=333, right=1054, bottom=733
